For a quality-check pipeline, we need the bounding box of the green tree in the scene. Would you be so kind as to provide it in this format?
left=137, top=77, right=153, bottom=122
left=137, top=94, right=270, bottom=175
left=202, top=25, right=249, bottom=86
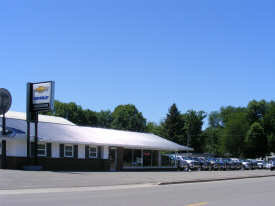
left=82, top=109, right=98, bottom=126
left=202, top=127, right=222, bottom=157
left=41, top=100, right=98, bottom=126
left=208, top=111, right=222, bottom=129
left=220, top=112, right=249, bottom=157
left=244, top=122, right=267, bottom=158
left=219, top=106, right=246, bottom=127
left=161, top=103, right=185, bottom=145
left=245, top=99, right=271, bottom=157
left=111, top=104, right=147, bottom=132
left=246, top=100, right=268, bottom=125
left=97, top=110, right=112, bottom=128
left=146, top=121, right=163, bottom=136
left=182, top=110, right=206, bottom=153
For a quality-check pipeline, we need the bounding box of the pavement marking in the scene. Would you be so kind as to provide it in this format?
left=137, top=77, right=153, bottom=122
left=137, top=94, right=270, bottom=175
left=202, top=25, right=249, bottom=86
left=185, top=202, right=207, bottom=206
left=0, top=184, right=156, bottom=195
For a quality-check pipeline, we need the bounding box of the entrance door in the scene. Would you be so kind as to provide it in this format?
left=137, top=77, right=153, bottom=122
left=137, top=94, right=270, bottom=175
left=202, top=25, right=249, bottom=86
left=110, top=148, right=117, bottom=171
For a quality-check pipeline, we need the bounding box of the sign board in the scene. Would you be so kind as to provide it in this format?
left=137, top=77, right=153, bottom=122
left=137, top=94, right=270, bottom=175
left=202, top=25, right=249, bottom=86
left=31, top=81, right=54, bottom=111
left=27, top=81, right=55, bottom=122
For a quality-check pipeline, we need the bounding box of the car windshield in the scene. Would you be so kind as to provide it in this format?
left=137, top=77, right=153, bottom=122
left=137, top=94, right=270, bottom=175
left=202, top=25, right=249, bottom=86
left=180, top=156, right=190, bottom=160
left=239, top=159, right=248, bottom=162
left=192, top=157, right=201, bottom=161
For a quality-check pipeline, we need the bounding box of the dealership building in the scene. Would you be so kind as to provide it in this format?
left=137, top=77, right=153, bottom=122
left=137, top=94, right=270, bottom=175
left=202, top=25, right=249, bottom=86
left=0, top=111, right=193, bottom=171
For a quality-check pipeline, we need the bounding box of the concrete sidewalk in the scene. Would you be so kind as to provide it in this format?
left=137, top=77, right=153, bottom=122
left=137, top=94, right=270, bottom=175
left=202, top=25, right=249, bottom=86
left=1, top=169, right=275, bottom=190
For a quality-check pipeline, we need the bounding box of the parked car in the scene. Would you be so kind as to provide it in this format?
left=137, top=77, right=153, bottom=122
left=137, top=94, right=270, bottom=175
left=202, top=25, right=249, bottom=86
left=204, top=157, right=222, bottom=170
left=189, top=157, right=212, bottom=171
left=264, top=161, right=271, bottom=169
left=228, top=158, right=242, bottom=170
left=177, top=156, right=200, bottom=171
left=256, top=160, right=265, bottom=169
left=219, top=158, right=231, bottom=170
left=177, top=159, right=188, bottom=171
left=247, top=159, right=259, bottom=169
left=237, top=158, right=253, bottom=170
left=199, top=157, right=213, bottom=171
left=270, top=159, right=275, bottom=171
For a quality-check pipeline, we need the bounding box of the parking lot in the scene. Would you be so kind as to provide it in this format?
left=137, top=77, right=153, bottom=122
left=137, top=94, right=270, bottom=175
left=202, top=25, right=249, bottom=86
left=1, top=169, right=275, bottom=190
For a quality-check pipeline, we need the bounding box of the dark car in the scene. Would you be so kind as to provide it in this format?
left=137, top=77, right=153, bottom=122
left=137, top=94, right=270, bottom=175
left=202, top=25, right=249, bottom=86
left=189, top=157, right=212, bottom=171
left=219, top=158, right=231, bottom=170
left=204, top=157, right=222, bottom=170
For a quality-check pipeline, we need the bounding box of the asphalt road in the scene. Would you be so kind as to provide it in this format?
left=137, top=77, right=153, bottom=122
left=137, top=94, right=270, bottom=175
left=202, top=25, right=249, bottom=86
left=1, top=174, right=275, bottom=206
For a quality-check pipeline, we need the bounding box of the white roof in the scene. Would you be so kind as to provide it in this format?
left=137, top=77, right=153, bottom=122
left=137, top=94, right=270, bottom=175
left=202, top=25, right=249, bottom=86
left=2, top=111, right=75, bottom=125
left=0, top=113, right=193, bottom=151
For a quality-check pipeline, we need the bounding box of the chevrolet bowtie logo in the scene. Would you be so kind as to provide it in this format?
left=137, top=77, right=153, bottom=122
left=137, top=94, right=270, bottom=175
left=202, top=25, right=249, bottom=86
left=34, top=86, right=48, bottom=93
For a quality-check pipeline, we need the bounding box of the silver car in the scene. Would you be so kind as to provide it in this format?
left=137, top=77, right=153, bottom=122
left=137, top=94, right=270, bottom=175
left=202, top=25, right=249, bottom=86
left=256, top=160, right=265, bottom=169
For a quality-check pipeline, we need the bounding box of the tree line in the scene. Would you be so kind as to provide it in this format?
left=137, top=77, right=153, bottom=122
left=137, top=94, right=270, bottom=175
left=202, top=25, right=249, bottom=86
left=42, top=99, right=275, bottom=159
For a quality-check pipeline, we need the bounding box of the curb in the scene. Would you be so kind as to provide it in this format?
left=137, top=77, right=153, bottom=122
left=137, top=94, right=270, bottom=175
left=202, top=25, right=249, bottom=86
left=157, top=174, right=275, bottom=185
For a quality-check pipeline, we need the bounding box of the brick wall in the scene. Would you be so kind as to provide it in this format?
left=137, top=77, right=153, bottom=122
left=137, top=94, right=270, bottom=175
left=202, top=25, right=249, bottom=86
left=2, top=156, right=110, bottom=171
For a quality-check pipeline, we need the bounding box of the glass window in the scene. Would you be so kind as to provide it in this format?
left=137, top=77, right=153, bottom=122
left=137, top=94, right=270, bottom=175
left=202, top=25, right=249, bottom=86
left=89, top=147, right=97, bottom=158
left=123, top=149, right=133, bottom=167
left=133, top=149, right=142, bottom=167
left=65, top=145, right=73, bottom=157
left=160, top=151, right=177, bottom=167
left=152, top=150, right=159, bottom=167
left=37, top=144, right=46, bottom=156
left=143, top=150, right=152, bottom=167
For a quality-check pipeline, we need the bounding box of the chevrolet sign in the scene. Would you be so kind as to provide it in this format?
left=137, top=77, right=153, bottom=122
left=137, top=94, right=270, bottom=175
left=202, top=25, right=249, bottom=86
left=27, top=81, right=55, bottom=112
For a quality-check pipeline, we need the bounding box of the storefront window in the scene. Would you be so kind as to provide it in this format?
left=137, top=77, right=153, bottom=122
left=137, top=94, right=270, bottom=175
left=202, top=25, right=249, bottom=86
left=132, top=149, right=142, bottom=167
left=152, top=150, right=159, bottom=167
left=160, top=151, right=177, bottom=167
left=123, top=149, right=133, bottom=167
left=122, top=149, right=177, bottom=168
left=143, top=150, right=152, bottom=167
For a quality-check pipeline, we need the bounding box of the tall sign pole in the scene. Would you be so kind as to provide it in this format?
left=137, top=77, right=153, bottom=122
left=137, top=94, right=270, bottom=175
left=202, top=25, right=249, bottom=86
left=0, top=88, right=12, bottom=169
left=26, top=81, right=55, bottom=166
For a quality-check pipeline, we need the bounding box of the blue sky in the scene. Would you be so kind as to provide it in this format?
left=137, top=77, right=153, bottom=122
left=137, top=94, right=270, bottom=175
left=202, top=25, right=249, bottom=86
left=1, top=0, right=274, bottom=129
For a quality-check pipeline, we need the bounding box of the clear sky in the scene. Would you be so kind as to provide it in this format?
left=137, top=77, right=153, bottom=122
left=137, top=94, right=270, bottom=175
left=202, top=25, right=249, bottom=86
left=1, top=0, right=274, bottom=129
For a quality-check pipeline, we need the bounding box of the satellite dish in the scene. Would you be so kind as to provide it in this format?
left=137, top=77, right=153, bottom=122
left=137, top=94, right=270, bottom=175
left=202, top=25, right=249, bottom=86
left=0, top=88, right=12, bottom=115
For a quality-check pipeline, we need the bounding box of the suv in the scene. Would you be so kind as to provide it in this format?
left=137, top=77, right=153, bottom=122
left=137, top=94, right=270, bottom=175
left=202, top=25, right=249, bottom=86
left=189, top=157, right=212, bottom=171
left=176, top=158, right=188, bottom=171
left=270, top=158, right=275, bottom=171
left=236, top=158, right=253, bottom=170
left=247, top=159, right=259, bottom=169
left=219, top=158, right=231, bottom=171
left=204, top=157, right=222, bottom=170
left=229, top=158, right=242, bottom=170
left=256, top=160, right=265, bottom=169
left=177, top=156, right=200, bottom=171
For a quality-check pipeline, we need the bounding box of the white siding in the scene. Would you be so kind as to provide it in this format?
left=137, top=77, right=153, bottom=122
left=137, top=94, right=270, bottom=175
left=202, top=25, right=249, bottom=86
left=52, top=143, right=59, bottom=158
left=15, top=141, right=27, bottom=157
left=78, top=145, right=85, bottom=159
left=103, top=145, right=109, bottom=159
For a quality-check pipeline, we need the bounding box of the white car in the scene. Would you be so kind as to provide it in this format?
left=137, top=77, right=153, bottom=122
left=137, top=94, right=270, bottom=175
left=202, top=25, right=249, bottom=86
left=265, top=161, right=271, bottom=169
